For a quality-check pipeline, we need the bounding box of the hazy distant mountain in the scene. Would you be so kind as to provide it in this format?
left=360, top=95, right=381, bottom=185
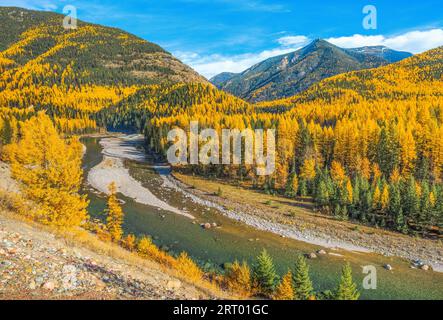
left=346, top=46, right=412, bottom=63
left=211, top=40, right=413, bottom=102
left=210, top=72, right=237, bottom=88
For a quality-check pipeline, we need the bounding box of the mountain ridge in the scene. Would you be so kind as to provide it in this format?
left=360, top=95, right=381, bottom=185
left=212, top=39, right=413, bottom=102
left=0, top=6, right=208, bottom=86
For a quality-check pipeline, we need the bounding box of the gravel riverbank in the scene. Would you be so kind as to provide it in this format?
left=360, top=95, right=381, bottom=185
left=87, top=136, right=193, bottom=219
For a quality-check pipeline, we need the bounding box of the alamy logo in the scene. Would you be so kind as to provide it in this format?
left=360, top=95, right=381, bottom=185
left=167, top=121, right=276, bottom=176
left=362, top=5, right=377, bottom=30
left=63, top=5, right=78, bottom=30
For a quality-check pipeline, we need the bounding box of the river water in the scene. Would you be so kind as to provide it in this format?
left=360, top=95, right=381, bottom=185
left=82, top=136, right=443, bottom=300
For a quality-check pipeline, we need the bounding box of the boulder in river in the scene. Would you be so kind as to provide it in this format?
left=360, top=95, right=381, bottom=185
left=307, top=253, right=317, bottom=259
left=317, top=249, right=327, bottom=255
left=384, top=264, right=393, bottom=271
left=201, top=223, right=212, bottom=230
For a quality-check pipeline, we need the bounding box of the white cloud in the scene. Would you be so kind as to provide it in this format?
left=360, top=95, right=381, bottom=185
left=277, top=35, right=309, bottom=46
left=326, top=29, right=443, bottom=54
left=177, top=45, right=305, bottom=79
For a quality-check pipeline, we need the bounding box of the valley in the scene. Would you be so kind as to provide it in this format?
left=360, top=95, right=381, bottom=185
left=81, top=134, right=443, bottom=299
left=0, top=5, right=442, bottom=301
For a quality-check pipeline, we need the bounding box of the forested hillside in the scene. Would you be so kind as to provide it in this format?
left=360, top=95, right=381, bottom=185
left=0, top=6, right=207, bottom=144
left=143, top=47, right=443, bottom=237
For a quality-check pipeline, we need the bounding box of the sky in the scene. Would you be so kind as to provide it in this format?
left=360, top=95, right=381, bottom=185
left=2, top=0, right=443, bottom=78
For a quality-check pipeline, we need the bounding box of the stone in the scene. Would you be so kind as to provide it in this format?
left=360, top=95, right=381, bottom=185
left=94, top=278, right=106, bottom=290
left=202, top=223, right=212, bottom=230
left=166, top=280, right=182, bottom=291
left=317, top=249, right=327, bottom=255
left=384, top=264, right=393, bottom=271
left=29, top=280, right=37, bottom=290
left=42, top=281, right=56, bottom=291
left=62, top=264, right=77, bottom=274
left=421, top=264, right=430, bottom=271
left=212, top=222, right=218, bottom=228
left=307, top=253, right=317, bottom=259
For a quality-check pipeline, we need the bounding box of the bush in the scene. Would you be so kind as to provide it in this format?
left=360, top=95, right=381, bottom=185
left=137, top=236, right=176, bottom=267
left=175, top=252, right=203, bottom=282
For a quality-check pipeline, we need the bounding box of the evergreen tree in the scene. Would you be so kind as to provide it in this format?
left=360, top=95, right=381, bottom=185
left=292, top=255, right=314, bottom=300
left=315, top=179, right=330, bottom=207
left=252, top=249, right=279, bottom=297
left=285, top=173, right=299, bottom=197
left=403, top=177, right=420, bottom=221
left=335, top=263, right=360, bottom=300
left=419, top=182, right=431, bottom=233
left=298, top=178, right=308, bottom=197
left=395, top=208, right=408, bottom=234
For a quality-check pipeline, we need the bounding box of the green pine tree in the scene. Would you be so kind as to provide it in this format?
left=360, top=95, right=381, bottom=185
left=252, top=249, right=279, bottom=297
left=315, top=180, right=330, bottom=206
left=335, top=263, right=360, bottom=300
left=292, top=255, right=314, bottom=300
left=298, top=178, right=308, bottom=197
left=419, top=182, right=431, bottom=233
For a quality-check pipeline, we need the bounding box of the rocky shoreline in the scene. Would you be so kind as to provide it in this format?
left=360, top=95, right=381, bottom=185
left=0, top=212, right=209, bottom=300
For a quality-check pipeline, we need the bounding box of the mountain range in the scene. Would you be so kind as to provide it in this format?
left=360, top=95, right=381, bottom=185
left=210, top=39, right=412, bottom=102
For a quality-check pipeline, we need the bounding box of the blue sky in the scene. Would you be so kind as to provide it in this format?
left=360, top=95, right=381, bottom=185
left=2, top=0, right=443, bottom=78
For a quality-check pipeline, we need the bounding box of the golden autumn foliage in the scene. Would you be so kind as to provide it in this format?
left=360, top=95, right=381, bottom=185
left=137, top=236, right=176, bottom=267
left=175, top=252, right=204, bottom=282
left=106, top=182, right=124, bottom=243
left=300, top=159, right=316, bottom=181
left=373, top=186, right=381, bottom=209
left=381, top=185, right=390, bottom=210
left=122, top=234, right=137, bottom=251
left=331, top=161, right=347, bottom=185
left=224, top=261, right=252, bottom=297
left=273, top=271, right=294, bottom=300
left=4, top=112, right=88, bottom=228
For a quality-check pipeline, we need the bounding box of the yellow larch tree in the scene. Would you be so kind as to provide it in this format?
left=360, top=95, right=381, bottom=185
left=224, top=260, right=252, bottom=297
left=399, top=127, right=417, bottom=175
left=373, top=186, right=381, bottom=209
left=381, top=184, right=390, bottom=210
left=331, top=161, right=347, bottom=185
left=5, top=112, right=88, bottom=228
left=300, top=159, right=316, bottom=181
left=273, top=270, right=294, bottom=300
left=106, top=182, right=124, bottom=243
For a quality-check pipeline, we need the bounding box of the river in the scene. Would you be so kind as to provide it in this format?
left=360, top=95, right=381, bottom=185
left=82, top=135, right=443, bottom=300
